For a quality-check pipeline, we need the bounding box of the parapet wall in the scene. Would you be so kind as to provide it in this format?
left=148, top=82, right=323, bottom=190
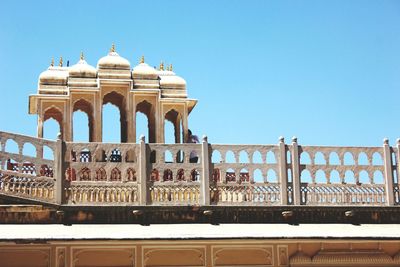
left=0, top=131, right=399, bottom=208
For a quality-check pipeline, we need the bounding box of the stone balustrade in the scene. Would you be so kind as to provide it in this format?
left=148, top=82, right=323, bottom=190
left=0, top=131, right=399, bottom=206
left=0, top=131, right=57, bottom=203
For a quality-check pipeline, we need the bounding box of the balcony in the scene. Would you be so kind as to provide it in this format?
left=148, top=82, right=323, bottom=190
left=0, top=131, right=399, bottom=224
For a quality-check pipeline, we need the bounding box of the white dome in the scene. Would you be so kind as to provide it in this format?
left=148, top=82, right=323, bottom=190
left=97, top=51, right=130, bottom=70
left=69, top=58, right=97, bottom=78
left=132, top=62, right=158, bottom=79
left=39, top=66, right=68, bottom=85
left=159, top=74, right=186, bottom=89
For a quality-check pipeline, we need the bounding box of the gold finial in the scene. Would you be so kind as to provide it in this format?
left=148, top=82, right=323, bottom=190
left=110, top=43, right=115, bottom=53
left=80, top=51, right=84, bottom=60
left=169, top=64, right=173, bottom=71
left=59, top=56, right=63, bottom=67
left=140, top=55, right=144, bottom=64
left=159, top=61, right=164, bottom=71
left=50, top=57, right=54, bottom=67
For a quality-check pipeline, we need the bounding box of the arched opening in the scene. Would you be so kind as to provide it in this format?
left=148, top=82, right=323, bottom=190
left=43, top=107, right=63, bottom=140
left=136, top=100, right=156, bottom=143
left=266, top=151, right=276, bottom=163
left=164, top=119, right=175, bottom=144
left=73, top=99, right=94, bottom=142
left=164, top=109, right=183, bottom=144
left=239, top=151, right=249, bottom=163
left=252, top=151, right=263, bottom=164
left=103, top=91, right=127, bottom=143
left=212, top=150, right=222, bottom=163
left=23, top=143, right=37, bottom=157
left=136, top=112, right=148, bottom=143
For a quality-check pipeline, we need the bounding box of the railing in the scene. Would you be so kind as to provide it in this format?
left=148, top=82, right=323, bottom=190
left=0, top=131, right=399, bottom=206
left=64, top=142, right=141, bottom=205
left=0, top=131, right=57, bottom=203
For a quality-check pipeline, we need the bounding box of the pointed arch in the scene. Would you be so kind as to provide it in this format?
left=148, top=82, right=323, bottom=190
left=164, top=109, right=183, bottom=144
left=103, top=91, right=127, bottom=143
left=136, top=100, right=156, bottom=143
left=43, top=106, right=63, bottom=139
left=73, top=99, right=94, bottom=142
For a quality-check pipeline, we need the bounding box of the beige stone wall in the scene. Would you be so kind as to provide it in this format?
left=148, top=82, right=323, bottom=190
left=0, top=239, right=399, bottom=267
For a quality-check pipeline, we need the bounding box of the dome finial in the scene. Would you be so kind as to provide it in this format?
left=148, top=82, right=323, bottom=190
left=169, top=64, right=173, bottom=71
left=59, top=56, right=63, bottom=67
left=166, top=64, right=170, bottom=71
left=110, top=43, right=115, bottom=53
left=159, top=61, right=164, bottom=71
left=50, top=57, right=54, bottom=67
left=140, top=55, right=144, bottom=64
left=80, top=51, right=84, bottom=60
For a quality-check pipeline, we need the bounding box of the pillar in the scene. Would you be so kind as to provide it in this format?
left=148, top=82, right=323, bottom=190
left=54, top=133, right=65, bottom=204
left=383, top=138, right=394, bottom=206
left=291, top=136, right=301, bottom=205
left=96, top=95, right=103, bottom=142
left=174, top=117, right=181, bottom=144
left=139, top=135, right=148, bottom=205
left=182, top=108, right=189, bottom=143
left=201, top=136, right=211, bottom=205
left=278, top=137, right=288, bottom=205
left=37, top=114, right=44, bottom=157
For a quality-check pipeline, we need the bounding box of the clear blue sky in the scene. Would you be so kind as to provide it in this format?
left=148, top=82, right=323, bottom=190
left=0, top=0, right=399, bottom=146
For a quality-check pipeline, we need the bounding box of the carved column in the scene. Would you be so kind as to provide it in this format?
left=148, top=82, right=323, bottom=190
left=278, top=137, right=288, bottom=205
left=139, top=135, right=148, bottom=205
left=126, top=92, right=134, bottom=143
left=383, top=138, right=394, bottom=206
left=291, top=137, right=301, bottom=205
left=37, top=114, right=44, bottom=157
left=182, top=108, right=189, bottom=143
left=37, top=114, right=44, bottom=138
left=201, top=136, right=211, bottom=205
left=54, top=133, right=65, bottom=204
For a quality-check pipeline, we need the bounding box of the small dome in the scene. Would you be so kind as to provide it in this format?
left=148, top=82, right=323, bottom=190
left=97, top=45, right=130, bottom=70
left=69, top=54, right=97, bottom=78
left=39, top=60, right=68, bottom=85
left=132, top=58, right=158, bottom=79
left=158, top=62, right=186, bottom=89
left=160, top=75, right=186, bottom=89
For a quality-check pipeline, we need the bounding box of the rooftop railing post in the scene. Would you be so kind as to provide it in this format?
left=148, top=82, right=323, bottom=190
left=201, top=135, right=211, bottom=205
left=291, top=136, right=301, bottom=205
left=397, top=138, right=400, bottom=181
left=278, top=136, right=288, bottom=205
left=54, top=133, right=65, bottom=205
left=383, top=138, right=394, bottom=206
left=139, top=135, right=148, bottom=205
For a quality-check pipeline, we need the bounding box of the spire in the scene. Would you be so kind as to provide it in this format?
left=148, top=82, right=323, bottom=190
left=166, top=64, right=170, bottom=71
left=59, top=56, right=63, bottom=67
left=50, top=57, right=54, bottom=67
left=169, top=64, right=173, bottom=71
left=110, top=43, right=115, bottom=53
left=159, top=61, right=164, bottom=71
left=80, top=51, right=84, bottom=60
left=140, top=55, right=144, bottom=64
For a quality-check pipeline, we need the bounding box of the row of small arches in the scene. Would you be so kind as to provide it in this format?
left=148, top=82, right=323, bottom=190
left=65, top=167, right=137, bottom=182
left=211, top=150, right=277, bottom=164
left=1, top=159, right=53, bottom=177
left=69, top=149, right=201, bottom=164
left=150, top=169, right=200, bottom=182
left=212, top=168, right=278, bottom=183
left=69, top=148, right=136, bottom=163
left=299, top=169, right=385, bottom=184
left=300, top=151, right=384, bottom=166
left=2, top=139, right=54, bottom=160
